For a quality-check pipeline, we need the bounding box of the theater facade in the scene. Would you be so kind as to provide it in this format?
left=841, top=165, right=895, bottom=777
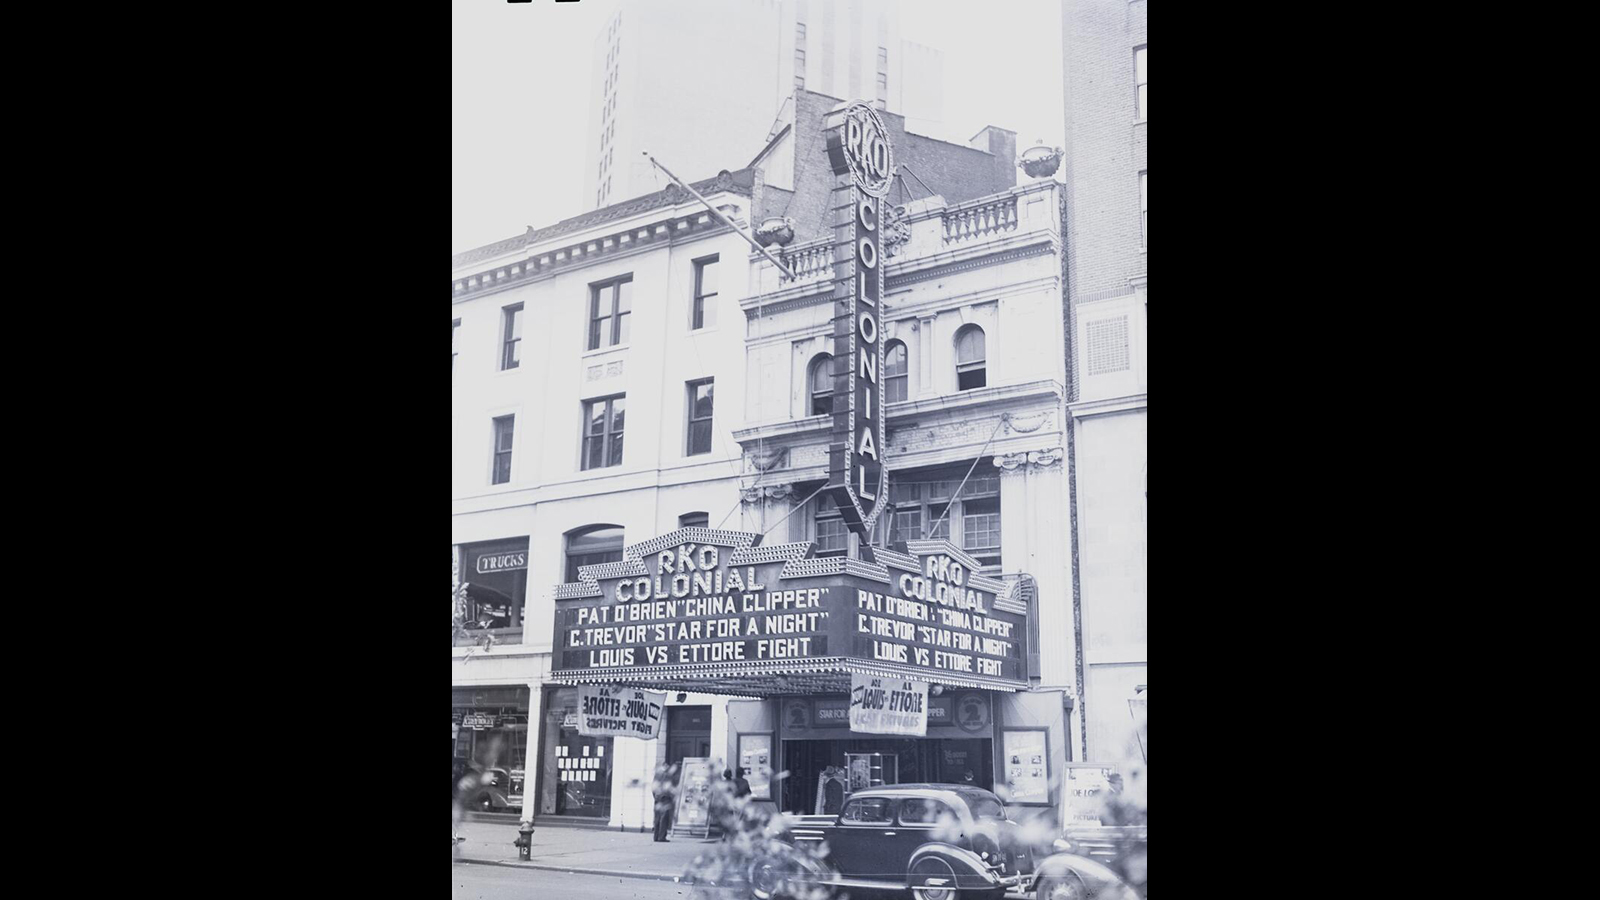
left=454, top=90, right=1087, bottom=831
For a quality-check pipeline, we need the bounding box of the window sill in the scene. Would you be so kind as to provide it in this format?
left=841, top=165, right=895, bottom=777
left=687, top=326, right=720, bottom=336
left=581, top=344, right=630, bottom=359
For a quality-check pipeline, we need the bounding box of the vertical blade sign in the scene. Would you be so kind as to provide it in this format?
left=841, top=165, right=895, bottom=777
left=822, top=101, right=896, bottom=554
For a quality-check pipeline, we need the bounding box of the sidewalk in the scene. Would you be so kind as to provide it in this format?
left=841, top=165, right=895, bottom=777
left=453, top=819, right=722, bottom=882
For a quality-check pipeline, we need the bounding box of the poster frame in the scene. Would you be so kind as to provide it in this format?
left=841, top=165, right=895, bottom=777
left=736, top=731, right=775, bottom=801
left=672, top=756, right=715, bottom=838
left=999, top=726, right=1053, bottom=807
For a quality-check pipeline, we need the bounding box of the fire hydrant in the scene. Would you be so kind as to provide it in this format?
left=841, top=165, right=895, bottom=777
left=514, top=823, right=535, bottom=861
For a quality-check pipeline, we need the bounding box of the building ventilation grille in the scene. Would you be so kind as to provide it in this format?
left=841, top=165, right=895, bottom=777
left=1085, top=317, right=1130, bottom=375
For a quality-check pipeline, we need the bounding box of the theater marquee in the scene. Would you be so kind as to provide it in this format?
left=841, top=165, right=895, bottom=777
left=548, top=527, right=1032, bottom=696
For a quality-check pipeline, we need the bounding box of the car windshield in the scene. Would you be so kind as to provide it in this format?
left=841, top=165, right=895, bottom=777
left=960, top=792, right=1006, bottom=820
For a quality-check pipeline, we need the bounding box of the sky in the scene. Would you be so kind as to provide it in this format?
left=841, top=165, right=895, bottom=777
left=453, top=0, right=1065, bottom=256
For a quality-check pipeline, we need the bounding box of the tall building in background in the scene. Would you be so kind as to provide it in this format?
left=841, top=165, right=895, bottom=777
left=1060, top=0, right=1147, bottom=766
left=584, top=0, right=945, bottom=210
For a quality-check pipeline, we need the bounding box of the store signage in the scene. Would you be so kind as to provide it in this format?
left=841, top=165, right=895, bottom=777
left=476, top=550, right=527, bottom=574
left=576, top=684, right=666, bottom=739
left=822, top=100, right=896, bottom=544
left=813, top=697, right=850, bottom=727
left=551, top=528, right=1030, bottom=688
left=848, top=672, right=928, bottom=736
left=462, top=713, right=498, bottom=730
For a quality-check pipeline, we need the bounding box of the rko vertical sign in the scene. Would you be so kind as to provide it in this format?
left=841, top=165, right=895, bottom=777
left=823, top=100, right=895, bottom=556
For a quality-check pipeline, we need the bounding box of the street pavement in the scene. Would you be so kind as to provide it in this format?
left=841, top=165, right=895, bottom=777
left=453, top=865, right=695, bottom=900
left=454, top=820, right=1035, bottom=898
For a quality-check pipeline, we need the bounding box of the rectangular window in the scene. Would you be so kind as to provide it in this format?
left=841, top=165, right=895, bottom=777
left=1140, top=172, right=1147, bottom=248
left=692, top=255, right=719, bottom=330
left=501, top=305, right=523, bottom=370
left=492, top=416, right=515, bottom=485
left=686, top=378, right=714, bottom=456
left=1135, top=46, right=1147, bottom=121
left=678, top=512, right=709, bottom=529
left=795, top=49, right=806, bottom=89
left=453, top=319, right=460, bottom=371
left=588, top=277, right=633, bottom=350
left=581, top=395, right=626, bottom=470
left=963, top=497, right=1001, bottom=553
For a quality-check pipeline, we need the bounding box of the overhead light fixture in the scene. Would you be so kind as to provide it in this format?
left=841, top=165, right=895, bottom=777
left=676, top=692, right=688, bottom=703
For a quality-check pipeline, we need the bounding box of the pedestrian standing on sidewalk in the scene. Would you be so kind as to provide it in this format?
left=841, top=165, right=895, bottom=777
left=652, top=762, right=680, bottom=842
left=733, top=767, right=752, bottom=799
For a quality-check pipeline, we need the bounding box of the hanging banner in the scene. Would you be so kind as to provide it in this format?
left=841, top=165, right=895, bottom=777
left=848, top=672, right=928, bottom=736
left=576, top=684, right=666, bottom=739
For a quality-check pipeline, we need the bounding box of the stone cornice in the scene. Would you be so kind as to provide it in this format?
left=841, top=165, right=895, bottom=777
left=452, top=206, right=744, bottom=303
left=1067, top=393, right=1147, bottom=418
left=733, top=379, right=1066, bottom=457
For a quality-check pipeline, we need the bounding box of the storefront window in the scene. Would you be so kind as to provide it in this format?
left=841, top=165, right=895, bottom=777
left=452, top=686, right=530, bottom=812
left=540, top=686, right=614, bottom=818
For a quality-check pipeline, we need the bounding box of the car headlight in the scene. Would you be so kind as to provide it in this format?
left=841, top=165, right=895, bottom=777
left=1052, top=839, right=1071, bottom=852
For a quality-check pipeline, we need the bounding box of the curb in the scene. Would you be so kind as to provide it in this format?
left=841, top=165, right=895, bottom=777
left=454, top=856, right=687, bottom=883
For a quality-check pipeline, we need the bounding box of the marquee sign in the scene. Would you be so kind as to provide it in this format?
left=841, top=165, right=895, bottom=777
left=548, top=527, right=1031, bottom=693
left=822, top=101, right=896, bottom=547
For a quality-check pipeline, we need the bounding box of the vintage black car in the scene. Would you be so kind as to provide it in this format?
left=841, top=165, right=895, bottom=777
left=749, top=784, right=1028, bottom=900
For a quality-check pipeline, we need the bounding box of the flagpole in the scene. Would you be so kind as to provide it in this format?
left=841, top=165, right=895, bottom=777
left=642, top=151, right=797, bottom=280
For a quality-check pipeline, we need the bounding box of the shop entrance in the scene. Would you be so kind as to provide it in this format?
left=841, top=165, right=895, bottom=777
left=780, top=738, right=993, bottom=815
left=666, top=705, right=712, bottom=769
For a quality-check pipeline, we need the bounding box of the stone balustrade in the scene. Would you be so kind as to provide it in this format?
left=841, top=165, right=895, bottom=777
left=942, top=194, right=1019, bottom=244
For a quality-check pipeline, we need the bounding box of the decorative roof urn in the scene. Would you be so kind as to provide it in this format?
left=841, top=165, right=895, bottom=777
left=755, top=216, right=796, bottom=247
left=1018, top=141, right=1064, bottom=179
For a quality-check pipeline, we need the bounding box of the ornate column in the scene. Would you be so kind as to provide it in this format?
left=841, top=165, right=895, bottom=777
left=740, top=480, right=797, bottom=541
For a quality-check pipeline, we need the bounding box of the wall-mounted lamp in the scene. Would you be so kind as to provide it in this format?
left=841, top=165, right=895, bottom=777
left=676, top=692, right=688, bottom=703
left=930, top=684, right=944, bottom=696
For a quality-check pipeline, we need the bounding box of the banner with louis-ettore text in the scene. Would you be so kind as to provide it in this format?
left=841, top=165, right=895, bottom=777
left=576, top=684, right=665, bottom=739
left=550, top=528, right=1030, bottom=689
left=848, top=672, right=928, bottom=736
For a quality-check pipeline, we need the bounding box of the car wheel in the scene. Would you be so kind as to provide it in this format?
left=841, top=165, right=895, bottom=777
left=747, top=855, right=791, bottom=900
left=1036, top=873, right=1087, bottom=900
left=909, top=857, right=957, bottom=900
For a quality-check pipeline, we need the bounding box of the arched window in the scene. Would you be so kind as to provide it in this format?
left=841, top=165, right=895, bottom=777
left=955, top=325, right=987, bottom=391
left=565, top=525, right=624, bottom=582
left=678, top=511, right=709, bottom=529
left=809, top=354, right=835, bottom=416
left=884, top=340, right=908, bottom=403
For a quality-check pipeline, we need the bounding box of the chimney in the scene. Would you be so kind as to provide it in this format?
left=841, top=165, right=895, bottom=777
left=969, top=126, right=1018, bottom=188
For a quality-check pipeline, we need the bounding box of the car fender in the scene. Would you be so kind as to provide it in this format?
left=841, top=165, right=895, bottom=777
left=909, top=841, right=1004, bottom=889
left=1033, top=852, right=1139, bottom=900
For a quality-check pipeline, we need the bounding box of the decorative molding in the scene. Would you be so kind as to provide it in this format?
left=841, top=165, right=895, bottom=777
left=993, top=447, right=1063, bottom=474
left=882, top=204, right=912, bottom=257
left=740, top=484, right=797, bottom=504
left=1004, top=410, right=1052, bottom=434
left=886, top=240, right=1055, bottom=289
left=746, top=446, right=789, bottom=472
